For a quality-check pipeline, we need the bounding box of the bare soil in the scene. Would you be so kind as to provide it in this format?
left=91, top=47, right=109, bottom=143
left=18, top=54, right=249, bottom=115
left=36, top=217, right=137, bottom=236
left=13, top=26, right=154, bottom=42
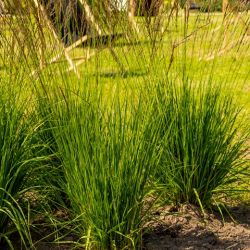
left=143, top=204, right=250, bottom=250
left=3, top=204, right=250, bottom=249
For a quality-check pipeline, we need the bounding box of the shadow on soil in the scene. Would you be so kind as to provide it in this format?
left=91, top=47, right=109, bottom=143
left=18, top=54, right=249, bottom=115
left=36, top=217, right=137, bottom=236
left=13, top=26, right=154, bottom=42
left=1, top=205, right=250, bottom=250
left=142, top=204, right=250, bottom=250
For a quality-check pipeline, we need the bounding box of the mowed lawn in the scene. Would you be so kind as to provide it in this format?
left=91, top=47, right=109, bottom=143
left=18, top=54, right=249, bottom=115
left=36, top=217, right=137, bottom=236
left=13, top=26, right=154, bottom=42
left=1, top=11, right=249, bottom=106
left=63, top=12, right=250, bottom=112
left=0, top=12, right=249, bottom=125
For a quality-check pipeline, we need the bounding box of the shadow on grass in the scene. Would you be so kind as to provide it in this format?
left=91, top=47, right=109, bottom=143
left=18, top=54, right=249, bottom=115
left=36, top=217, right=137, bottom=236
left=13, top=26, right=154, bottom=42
left=99, top=70, right=148, bottom=79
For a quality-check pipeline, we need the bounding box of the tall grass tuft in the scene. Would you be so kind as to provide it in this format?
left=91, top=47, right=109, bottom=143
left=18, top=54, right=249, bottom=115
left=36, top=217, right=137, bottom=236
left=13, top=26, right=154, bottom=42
left=35, top=84, right=163, bottom=248
left=154, top=80, right=249, bottom=207
left=0, top=81, right=35, bottom=248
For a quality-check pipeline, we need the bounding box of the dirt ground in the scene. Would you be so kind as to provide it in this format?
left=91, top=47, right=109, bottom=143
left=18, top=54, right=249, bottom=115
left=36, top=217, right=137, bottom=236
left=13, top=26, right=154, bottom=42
left=143, top=204, right=250, bottom=250
left=3, top=204, right=250, bottom=250
left=33, top=204, right=250, bottom=250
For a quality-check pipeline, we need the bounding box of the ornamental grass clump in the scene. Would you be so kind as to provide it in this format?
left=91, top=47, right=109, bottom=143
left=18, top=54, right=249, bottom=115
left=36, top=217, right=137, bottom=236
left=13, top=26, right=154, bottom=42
left=0, top=82, right=35, bottom=248
left=154, top=80, right=249, bottom=207
left=40, top=86, right=163, bottom=249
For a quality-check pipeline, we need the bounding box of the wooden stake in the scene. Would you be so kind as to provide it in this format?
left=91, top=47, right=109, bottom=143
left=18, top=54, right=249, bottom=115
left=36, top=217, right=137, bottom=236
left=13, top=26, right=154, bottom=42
left=32, top=0, right=80, bottom=77
left=32, top=0, right=125, bottom=75
left=78, top=0, right=125, bottom=73
left=78, top=0, right=102, bottom=35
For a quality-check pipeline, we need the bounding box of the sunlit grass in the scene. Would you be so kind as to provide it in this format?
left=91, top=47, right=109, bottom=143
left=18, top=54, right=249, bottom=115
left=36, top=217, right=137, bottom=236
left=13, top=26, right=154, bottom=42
left=0, top=2, right=249, bottom=248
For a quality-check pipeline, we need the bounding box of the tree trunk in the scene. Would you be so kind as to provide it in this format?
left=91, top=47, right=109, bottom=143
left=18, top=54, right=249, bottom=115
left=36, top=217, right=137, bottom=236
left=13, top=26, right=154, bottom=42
left=40, top=0, right=88, bottom=45
left=222, top=0, right=229, bottom=13
left=0, top=1, right=5, bottom=13
left=128, top=0, right=135, bottom=17
left=136, top=0, right=163, bottom=16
